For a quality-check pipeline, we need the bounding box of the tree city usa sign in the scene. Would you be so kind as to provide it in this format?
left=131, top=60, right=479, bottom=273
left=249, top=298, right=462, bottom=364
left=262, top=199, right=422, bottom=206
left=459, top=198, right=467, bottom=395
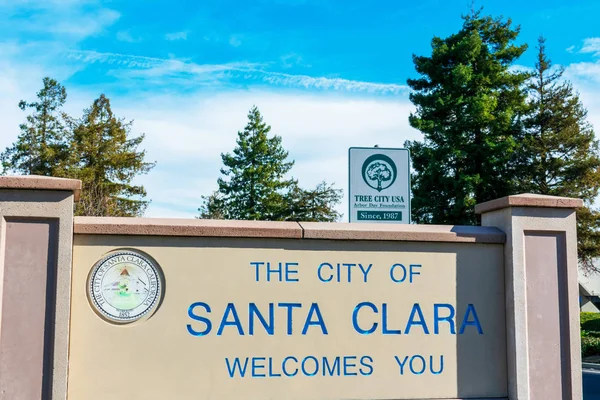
left=349, top=147, right=411, bottom=223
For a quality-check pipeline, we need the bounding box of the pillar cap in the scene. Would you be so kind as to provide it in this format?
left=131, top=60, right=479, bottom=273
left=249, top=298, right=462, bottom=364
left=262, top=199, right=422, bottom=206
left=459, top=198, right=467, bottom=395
left=475, top=193, right=583, bottom=215
left=0, top=175, right=81, bottom=201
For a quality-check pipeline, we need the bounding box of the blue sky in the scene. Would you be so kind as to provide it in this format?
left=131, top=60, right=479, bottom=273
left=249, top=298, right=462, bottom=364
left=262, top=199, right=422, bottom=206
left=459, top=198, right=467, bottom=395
left=1, top=0, right=600, bottom=219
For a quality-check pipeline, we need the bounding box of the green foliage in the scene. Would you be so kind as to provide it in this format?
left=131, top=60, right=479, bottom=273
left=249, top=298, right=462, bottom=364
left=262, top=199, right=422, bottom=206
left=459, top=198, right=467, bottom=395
left=582, top=336, right=600, bottom=357
left=197, top=191, right=230, bottom=220
left=282, top=181, right=343, bottom=222
left=581, top=312, right=600, bottom=326
left=198, top=106, right=342, bottom=221
left=515, top=37, right=600, bottom=271
left=1, top=77, right=70, bottom=176
left=67, top=95, right=156, bottom=217
left=580, top=313, right=600, bottom=356
left=212, top=105, right=295, bottom=220
left=1, top=78, right=156, bottom=217
left=582, top=330, right=600, bottom=338
left=405, top=11, right=530, bottom=225
left=405, top=15, right=600, bottom=270
left=582, top=312, right=600, bottom=332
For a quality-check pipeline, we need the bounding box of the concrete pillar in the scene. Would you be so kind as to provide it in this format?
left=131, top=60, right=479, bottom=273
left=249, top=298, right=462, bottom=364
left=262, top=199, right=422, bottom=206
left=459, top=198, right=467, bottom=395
left=0, top=176, right=80, bottom=400
left=476, top=193, right=583, bottom=400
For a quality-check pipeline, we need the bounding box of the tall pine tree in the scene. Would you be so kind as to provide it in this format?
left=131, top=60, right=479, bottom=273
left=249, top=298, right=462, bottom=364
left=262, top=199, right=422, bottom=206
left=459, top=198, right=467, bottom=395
left=68, top=94, right=155, bottom=217
left=210, top=106, right=296, bottom=220
left=517, top=37, right=600, bottom=272
left=1, top=77, right=70, bottom=176
left=198, top=106, right=343, bottom=221
left=405, top=11, right=530, bottom=225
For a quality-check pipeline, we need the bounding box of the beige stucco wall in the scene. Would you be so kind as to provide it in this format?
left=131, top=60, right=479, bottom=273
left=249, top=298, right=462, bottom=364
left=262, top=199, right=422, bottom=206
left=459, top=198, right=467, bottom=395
left=68, top=234, right=507, bottom=400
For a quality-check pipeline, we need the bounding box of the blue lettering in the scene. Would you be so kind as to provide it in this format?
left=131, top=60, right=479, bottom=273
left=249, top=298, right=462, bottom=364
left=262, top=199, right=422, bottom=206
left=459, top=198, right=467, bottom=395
left=187, top=302, right=211, bottom=336
left=217, top=303, right=244, bottom=336
left=250, top=262, right=264, bottom=282
left=404, top=304, right=430, bottom=334
left=318, top=263, right=333, bottom=282
left=225, top=357, right=249, bottom=378
left=430, top=355, right=444, bottom=374
left=302, top=303, right=328, bottom=335
left=252, top=357, right=266, bottom=378
left=358, top=263, right=372, bottom=282
left=268, top=357, right=281, bottom=377
left=459, top=304, right=483, bottom=334
left=434, top=304, right=456, bottom=334
left=301, top=356, right=319, bottom=376
left=249, top=303, right=274, bottom=335
left=390, top=263, right=407, bottom=283
left=409, top=264, right=421, bottom=282
left=409, top=355, right=426, bottom=375
left=267, top=262, right=282, bottom=282
left=343, top=263, right=356, bottom=282
left=278, top=303, right=301, bottom=335
left=359, top=356, right=374, bottom=376
left=285, top=262, right=299, bottom=282
left=382, top=303, right=401, bottom=334
left=394, top=355, right=409, bottom=375
left=323, top=357, right=340, bottom=376
left=343, top=356, right=357, bottom=376
left=352, top=302, right=378, bottom=334
left=282, top=356, right=298, bottom=377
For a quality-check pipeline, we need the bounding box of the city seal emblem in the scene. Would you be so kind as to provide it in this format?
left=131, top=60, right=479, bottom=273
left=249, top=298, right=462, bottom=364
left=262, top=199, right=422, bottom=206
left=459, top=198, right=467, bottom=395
left=361, top=154, right=397, bottom=192
left=87, top=249, right=163, bottom=324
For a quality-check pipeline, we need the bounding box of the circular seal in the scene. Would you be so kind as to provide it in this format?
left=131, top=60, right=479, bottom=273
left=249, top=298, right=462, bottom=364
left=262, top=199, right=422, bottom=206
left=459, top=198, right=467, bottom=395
left=361, top=154, right=398, bottom=192
left=87, top=250, right=163, bottom=324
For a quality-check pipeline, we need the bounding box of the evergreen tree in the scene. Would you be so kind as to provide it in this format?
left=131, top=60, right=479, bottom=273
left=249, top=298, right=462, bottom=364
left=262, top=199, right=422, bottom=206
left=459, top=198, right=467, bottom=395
left=1, top=77, right=70, bottom=176
left=204, top=106, right=295, bottom=220
left=197, top=191, right=230, bottom=219
left=282, top=181, right=343, bottom=222
left=68, top=94, right=155, bottom=217
left=517, top=37, right=600, bottom=272
left=405, top=11, right=530, bottom=225
left=198, top=106, right=343, bottom=221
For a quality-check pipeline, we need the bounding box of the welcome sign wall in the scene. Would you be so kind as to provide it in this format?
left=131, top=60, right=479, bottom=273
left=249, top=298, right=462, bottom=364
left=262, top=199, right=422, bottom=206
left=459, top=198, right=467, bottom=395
left=0, top=175, right=584, bottom=400
left=348, top=147, right=411, bottom=223
left=69, top=237, right=507, bottom=400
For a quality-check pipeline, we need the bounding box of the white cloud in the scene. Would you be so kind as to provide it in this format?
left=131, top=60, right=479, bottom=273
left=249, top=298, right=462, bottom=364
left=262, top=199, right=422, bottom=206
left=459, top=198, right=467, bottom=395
left=261, top=71, right=407, bottom=94
left=581, top=38, right=600, bottom=57
left=165, top=31, right=188, bottom=41
left=69, top=50, right=261, bottom=73
left=565, top=62, right=600, bottom=85
left=0, top=0, right=119, bottom=41
left=108, top=91, right=418, bottom=219
left=0, top=47, right=417, bottom=221
left=280, top=53, right=310, bottom=69
left=0, top=43, right=89, bottom=153
left=229, top=35, right=242, bottom=47
left=48, top=8, right=120, bottom=37
left=563, top=60, right=600, bottom=169
left=116, top=30, right=142, bottom=43
left=68, top=50, right=409, bottom=94
left=566, top=45, right=575, bottom=53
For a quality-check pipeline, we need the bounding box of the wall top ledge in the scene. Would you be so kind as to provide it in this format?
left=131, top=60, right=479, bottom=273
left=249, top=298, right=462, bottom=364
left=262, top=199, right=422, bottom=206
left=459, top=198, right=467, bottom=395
left=475, top=193, right=583, bottom=215
left=74, top=217, right=303, bottom=239
left=299, top=222, right=505, bottom=243
left=0, top=175, right=82, bottom=201
left=74, top=217, right=506, bottom=244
